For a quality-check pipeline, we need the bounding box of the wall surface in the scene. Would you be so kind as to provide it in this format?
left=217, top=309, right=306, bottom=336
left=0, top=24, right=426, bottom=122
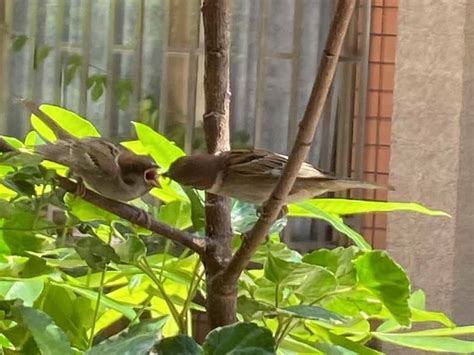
left=388, top=0, right=473, bottom=336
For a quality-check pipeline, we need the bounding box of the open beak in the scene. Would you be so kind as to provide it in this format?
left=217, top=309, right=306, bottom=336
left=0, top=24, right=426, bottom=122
left=144, top=168, right=160, bottom=188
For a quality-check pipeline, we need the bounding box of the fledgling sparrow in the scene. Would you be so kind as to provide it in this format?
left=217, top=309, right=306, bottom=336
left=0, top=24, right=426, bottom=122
left=22, top=100, right=159, bottom=201
left=164, top=149, right=393, bottom=205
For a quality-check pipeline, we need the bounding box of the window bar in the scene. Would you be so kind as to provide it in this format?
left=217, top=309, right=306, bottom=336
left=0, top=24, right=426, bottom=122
left=131, top=0, right=144, bottom=133
left=253, top=0, right=269, bottom=148
left=0, top=0, right=12, bottom=132
left=25, top=0, right=39, bottom=133
left=286, top=0, right=303, bottom=148
left=354, top=0, right=372, bottom=182
left=158, top=0, right=170, bottom=134
left=52, top=0, right=65, bottom=105
left=104, top=0, right=117, bottom=137
left=78, top=0, right=91, bottom=116
left=184, top=0, right=201, bottom=154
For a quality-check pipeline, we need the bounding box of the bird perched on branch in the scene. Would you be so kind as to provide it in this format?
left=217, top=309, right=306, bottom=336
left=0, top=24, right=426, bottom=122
left=165, top=149, right=392, bottom=205
left=21, top=100, right=160, bottom=201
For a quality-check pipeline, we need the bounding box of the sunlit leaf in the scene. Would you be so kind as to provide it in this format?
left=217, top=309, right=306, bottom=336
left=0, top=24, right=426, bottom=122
left=31, top=104, right=100, bottom=142
left=296, top=198, right=450, bottom=217
left=279, top=305, right=346, bottom=324
left=372, top=332, right=474, bottom=353
left=65, top=193, right=117, bottom=222
left=133, top=122, right=185, bottom=169
left=1, top=279, right=44, bottom=306
left=287, top=202, right=371, bottom=250
left=114, top=235, right=146, bottom=264
left=354, top=251, right=411, bottom=326
left=158, top=200, right=192, bottom=230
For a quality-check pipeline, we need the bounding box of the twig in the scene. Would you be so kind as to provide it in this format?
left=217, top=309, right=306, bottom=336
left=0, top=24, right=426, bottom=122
left=224, top=0, right=357, bottom=281
left=0, top=137, right=207, bottom=256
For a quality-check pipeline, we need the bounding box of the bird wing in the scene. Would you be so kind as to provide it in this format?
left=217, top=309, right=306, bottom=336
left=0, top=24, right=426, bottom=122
left=36, top=138, right=124, bottom=178
left=225, top=149, right=331, bottom=179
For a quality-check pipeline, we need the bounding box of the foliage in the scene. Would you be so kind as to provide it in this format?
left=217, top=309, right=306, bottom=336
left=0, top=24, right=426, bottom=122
left=0, top=105, right=471, bottom=354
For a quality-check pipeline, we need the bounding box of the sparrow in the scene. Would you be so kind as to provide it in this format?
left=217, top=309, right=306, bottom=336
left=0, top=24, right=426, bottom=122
left=22, top=100, right=160, bottom=201
left=164, top=149, right=392, bottom=205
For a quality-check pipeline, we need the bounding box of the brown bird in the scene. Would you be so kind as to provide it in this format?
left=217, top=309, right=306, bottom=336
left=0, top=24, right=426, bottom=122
left=164, top=149, right=392, bottom=205
left=22, top=100, right=159, bottom=201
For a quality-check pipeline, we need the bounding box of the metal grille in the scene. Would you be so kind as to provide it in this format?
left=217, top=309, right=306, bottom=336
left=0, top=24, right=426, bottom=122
left=0, top=0, right=371, bottom=250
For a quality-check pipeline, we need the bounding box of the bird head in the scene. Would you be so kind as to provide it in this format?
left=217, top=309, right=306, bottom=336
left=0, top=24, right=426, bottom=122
left=118, top=152, right=160, bottom=188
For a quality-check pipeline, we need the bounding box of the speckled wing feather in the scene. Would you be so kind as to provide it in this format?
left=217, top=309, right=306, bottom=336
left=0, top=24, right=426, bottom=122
left=225, top=149, right=331, bottom=179
left=36, top=138, right=124, bottom=178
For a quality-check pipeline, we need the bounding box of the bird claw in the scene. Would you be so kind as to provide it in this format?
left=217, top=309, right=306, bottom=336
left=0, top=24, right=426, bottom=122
left=134, top=209, right=152, bottom=230
left=75, top=178, right=87, bottom=198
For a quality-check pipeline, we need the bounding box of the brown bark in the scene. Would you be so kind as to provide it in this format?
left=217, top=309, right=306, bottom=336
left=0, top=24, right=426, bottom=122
left=201, top=0, right=236, bottom=328
left=224, top=0, right=357, bottom=282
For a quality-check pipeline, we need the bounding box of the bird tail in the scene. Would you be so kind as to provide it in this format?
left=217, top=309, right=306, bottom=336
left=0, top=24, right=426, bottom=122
left=34, top=141, right=72, bottom=166
left=20, top=99, right=72, bottom=141
left=310, top=178, right=394, bottom=196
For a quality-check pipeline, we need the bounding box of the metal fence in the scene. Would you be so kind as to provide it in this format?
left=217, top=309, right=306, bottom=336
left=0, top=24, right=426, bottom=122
left=0, top=0, right=371, bottom=251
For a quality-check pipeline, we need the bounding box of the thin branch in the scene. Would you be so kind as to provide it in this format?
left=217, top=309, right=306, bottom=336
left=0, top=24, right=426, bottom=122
left=0, top=138, right=207, bottom=256
left=224, top=0, right=357, bottom=281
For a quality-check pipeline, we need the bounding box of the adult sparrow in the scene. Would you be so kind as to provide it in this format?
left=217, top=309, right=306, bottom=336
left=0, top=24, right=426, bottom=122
left=164, top=149, right=392, bottom=205
left=22, top=100, right=159, bottom=201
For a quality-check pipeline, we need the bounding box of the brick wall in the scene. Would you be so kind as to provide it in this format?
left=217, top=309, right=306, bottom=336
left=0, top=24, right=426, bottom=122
left=358, top=0, right=398, bottom=248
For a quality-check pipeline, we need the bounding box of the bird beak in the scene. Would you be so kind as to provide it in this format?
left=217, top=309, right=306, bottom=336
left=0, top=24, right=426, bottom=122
left=144, top=168, right=160, bottom=188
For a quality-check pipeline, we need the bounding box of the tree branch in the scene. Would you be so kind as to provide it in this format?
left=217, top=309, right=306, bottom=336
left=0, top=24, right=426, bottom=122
left=201, top=0, right=236, bottom=329
left=224, top=0, right=357, bottom=281
left=0, top=137, right=207, bottom=256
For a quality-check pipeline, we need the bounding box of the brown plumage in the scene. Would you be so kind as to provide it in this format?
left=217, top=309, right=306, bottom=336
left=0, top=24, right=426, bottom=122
left=22, top=100, right=159, bottom=201
left=165, top=149, right=393, bottom=205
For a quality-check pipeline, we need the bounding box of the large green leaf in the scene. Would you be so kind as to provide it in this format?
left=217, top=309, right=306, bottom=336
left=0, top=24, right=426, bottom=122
left=354, top=251, right=411, bottom=326
left=158, top=200, right=192, bottom=230
left=113, top=235, right=146, bottom=264
left=133, top=122, right=185, bottom=169
left=237, top=296, right=275, bottom=321
left=53, top=282, right=137, bottom=320
left=155, top=334, right=203, bottom=355
left=373, top=332, right=474, bottom=353
left=31, top=104, right=100, bottom=141
left=87, top=316, right=168, bottom=355
left=17, top=306, right=73, bottom=355
left=297, top=199, right=449, bottom=217
left=1, top=279, right=44, bottom=306
left=264, top=252, right=299, bottom=284
left=279, top=305, right=346, bottom=324
left=294, top=266, right=337, bottom=301
left=65, top=193, right=117, bottom=222
left=303, top=246, right=361, bottom=286
left=203, top=322, right=276, bottom=355
left=74, top=237, right=120, bottom=270
left=287, top=202, right=371, bottom=250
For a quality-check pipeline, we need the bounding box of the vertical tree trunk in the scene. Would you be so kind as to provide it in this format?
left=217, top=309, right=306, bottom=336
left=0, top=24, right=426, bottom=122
left=201, top=0, right=237, bottom=329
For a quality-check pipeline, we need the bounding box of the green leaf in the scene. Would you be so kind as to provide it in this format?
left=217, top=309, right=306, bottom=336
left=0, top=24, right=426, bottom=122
left=203, top=322, right=276, bottom=355
left=372, top=333, right=474, bottom=353
left=303, top=247, right=361, bottom=286
left=383, top=325, right=474, bottom=337
left=65, top=193, right=117, bottom=222
left=74, top=237, right=120, bottom=270
left=12, top=35, right=28, bottom=52
left=53, top=282, right=137, bottom=320
left=279, top=305, right=346, bottom=324
left=65, top=64, right=79, bottom=85
left=323, top=289, right=383, bottom=318
left=0, top=151, right=43, bottom=167
left=34, top=45, right=52, bottom=69
left=115, top=79, right=133, bottom=111
left=155, top=334, right=203, bottom=355
left=18, top=306, right=73, bottom=355
left=264, top=252, right=298, bottom=284
left=87, top=317, right=168, bottom=355
left=2, top=279, right=44, bottom=306
left=91, top=82, right=104, bottom=101
left=133, top=122, right=185, bottom=169
left=300, top=198, right=450, bottom=217
left=237, top=296, right=275, bottom=321
left=31, top=104, right=100, bottom=142
left=0, top=135, right=24, bottom=149
left=288, top=202, right=371, bottom=250
left=113, top=236, right=146, bottom=264
left=294, top=266, right=337, bottom=301
left=183, top=187, right=206, bottom=231
left=158, top=200, right=192, bottom=230
left=354, top=251, right=411, bottom=326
